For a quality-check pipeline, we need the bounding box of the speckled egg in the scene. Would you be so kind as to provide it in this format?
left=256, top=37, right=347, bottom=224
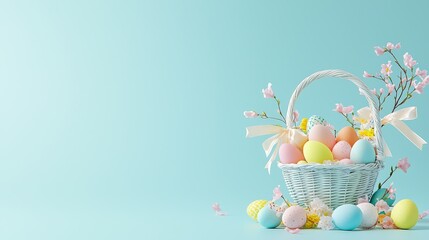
left=391, top=199, right=419, bottom=229
left=308, top=124, right=336, bottom=149
left=336, top=126, right=359, bottom=147
left=282, top=206, right=307, bottom=229
left=350, top=139, right=376, bottom=164
left=332, top=141, right=351, bottom=160
left=357, top=203, right=378, bottom=228
left=257, top=206, right=282, bottom=228
left=279, top=143, right=304, bottom=164
left=332, top=204, right=363, bottom=230
left=247, top=200, right=268, bottom=221
left=370, top=188, right=395, bottom=206
left=306, top=115, right=328, bottom=133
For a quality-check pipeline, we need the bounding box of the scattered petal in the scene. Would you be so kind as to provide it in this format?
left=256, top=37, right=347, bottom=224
left=212, top=203, right=227, bottom=216
left=419, top=210, right=429, bottom=220
left=285, top=227, right=300, bottom=234
left=376, top=199, right=390, bottom=213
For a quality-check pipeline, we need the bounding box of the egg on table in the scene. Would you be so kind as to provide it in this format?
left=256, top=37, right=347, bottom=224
left=282, top=206, right=307, bottom=229
left=257, top=205, right=282, bottom=228
left=332, top=204, right=363, bottom=230
left=336, top=126, right=359, bottom=147
left=303, top=141, right=333, bottom=164
left=350, top=139, right=376, bottom=164
left=357, top=202, right=378, bottom=228
left=247, top=200, right=268, bottom=221
left=308, top=124, right=336, bottom=149
left=279, top=143, right=304, bottom=164
left=391, top=199, right=419, bottom=229
left=332, top=141, right=351, bottom=160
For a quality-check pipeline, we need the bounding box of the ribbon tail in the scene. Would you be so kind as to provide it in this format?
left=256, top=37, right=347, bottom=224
left=265, top=141, right=281, bottom=175
left=390, top=119, right=427, bottom=150
left=262, top=133, right=281, bottom=157
left=382, top=139, right=392, bottom=157
left=246, top=125, right=285, bottom=138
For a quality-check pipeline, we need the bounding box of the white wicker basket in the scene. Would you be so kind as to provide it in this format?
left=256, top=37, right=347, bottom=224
left=279, top=69, right=384, bottom=209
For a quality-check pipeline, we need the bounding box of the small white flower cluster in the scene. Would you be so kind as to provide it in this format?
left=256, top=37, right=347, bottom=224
left=318, top=216, right=334, bottom=230
left=309, top=198, right=333, bottom=217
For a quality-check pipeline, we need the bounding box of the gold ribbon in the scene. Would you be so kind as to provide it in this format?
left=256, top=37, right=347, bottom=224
left=245, top=125, right=307, bottom=174
left=357, top=106, right=426, bottom=157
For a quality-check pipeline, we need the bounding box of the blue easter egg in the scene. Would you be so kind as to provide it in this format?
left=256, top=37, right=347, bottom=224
left=257, top=206, right=281, bottom=229
left=370, top=188, right=395, bottom=206
left=350, top=139, right=376, bottom=164
left=332, top=204, right=363, bottom=231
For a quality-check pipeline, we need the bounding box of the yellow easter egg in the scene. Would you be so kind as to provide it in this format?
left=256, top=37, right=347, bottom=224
left=303, top=141, right=333, bottom=164
left=391, top=199, right=419, bottom=229
left=297, top=160, right=307, bottom=164
left=247, top=200, right=268, bottom=221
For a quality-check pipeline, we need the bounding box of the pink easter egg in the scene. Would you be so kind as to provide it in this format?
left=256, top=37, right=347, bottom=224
left=279, top=143, right=304, bottom=164
left=282, top=206, right=307, bottom=229
left=339, top=158, right=353, bottom=165
left=308, top=125, right=336, bottom=149
left=332, top=141, right=352, bottom=160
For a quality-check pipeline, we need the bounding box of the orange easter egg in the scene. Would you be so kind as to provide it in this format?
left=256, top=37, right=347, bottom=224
left=336, top=126, right=359, bottom=147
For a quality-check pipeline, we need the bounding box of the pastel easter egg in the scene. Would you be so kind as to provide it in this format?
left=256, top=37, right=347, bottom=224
left=247, top=200, right=268, bottom=221
left=350, top=139, right=376, bottom=164
left=370, top=188, right=395, bottom=207
left=306, top=115, right=328, bottom=133
left=357, top=203, right=378, bottom=228
left=336, top=126, right=359, bottom=147
left=279, top=143, right=304, bottom=164
left=282, top=206, right=307, bottom=229
left=257, top=206, right=282, bottom=228
left=297, top=160, right=307, bottom=164
left=332, top=141, right=351, bottom=160
left=308, top=125, right=336, bottom=149
left=391, top=199, right=419, bottom=229
left=332, top=204, right=363, bottom=231
left=303, top=141, right=333, bottom=164
left=338, top=158, right=353, bottom=165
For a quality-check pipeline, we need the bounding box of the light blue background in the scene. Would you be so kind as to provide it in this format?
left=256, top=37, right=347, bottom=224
left=1, top=0, right=428, bottom=239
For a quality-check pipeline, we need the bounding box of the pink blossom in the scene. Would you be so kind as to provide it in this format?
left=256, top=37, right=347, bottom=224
left=386, top=83, right=395, bottom=94
left=334, top=103, right=354, bottom=115
left=262, top=83, right=274, bottom=98
left=386, top=42, right=395, bottom=50
left=381, top=61, right=393, bottom=76
left=419, top=210, right=429, bottom=220
left=358, top=196, right=369, bottom=204
left=416, top=68, right=428, bottom=79
left=382, top=216, right=396, bottom=229
left=413, top=81, right=425, bottom=94
left=293, top=111, right=299, bottom=123
left=285, top=228, right=300, bottom=234
left=404, top=52, right=417, bottom=69
left=379, top=88, right=384, bottom=94
left=375, top=199, right=390, bottom=213
left=243, top=111, right=258, bottom=118
left=395, top=42, right=401, bottom=49
left=272, top=185, right=283, bottom=201
left=387, top=183, right=396, bottom=200
left=423, top=76, right=429, bottom=85
left=363, top=71, right=372, bottom=78
left=374, top=46, right=385, bottom=56
left=397, top=157, right=410, bottom=173
left=370, top=88, right=377, bottom=95
left=212, top=203, right=227, bottom=216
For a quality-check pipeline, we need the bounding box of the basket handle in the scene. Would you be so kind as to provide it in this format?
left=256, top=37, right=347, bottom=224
left=285, top=69, right=384, bottom=159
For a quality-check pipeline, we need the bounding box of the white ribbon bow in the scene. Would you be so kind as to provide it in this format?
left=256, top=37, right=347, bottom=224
left=245, top=125, right=308, bottom=174
left=357, top=106, right=427, bottom=157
